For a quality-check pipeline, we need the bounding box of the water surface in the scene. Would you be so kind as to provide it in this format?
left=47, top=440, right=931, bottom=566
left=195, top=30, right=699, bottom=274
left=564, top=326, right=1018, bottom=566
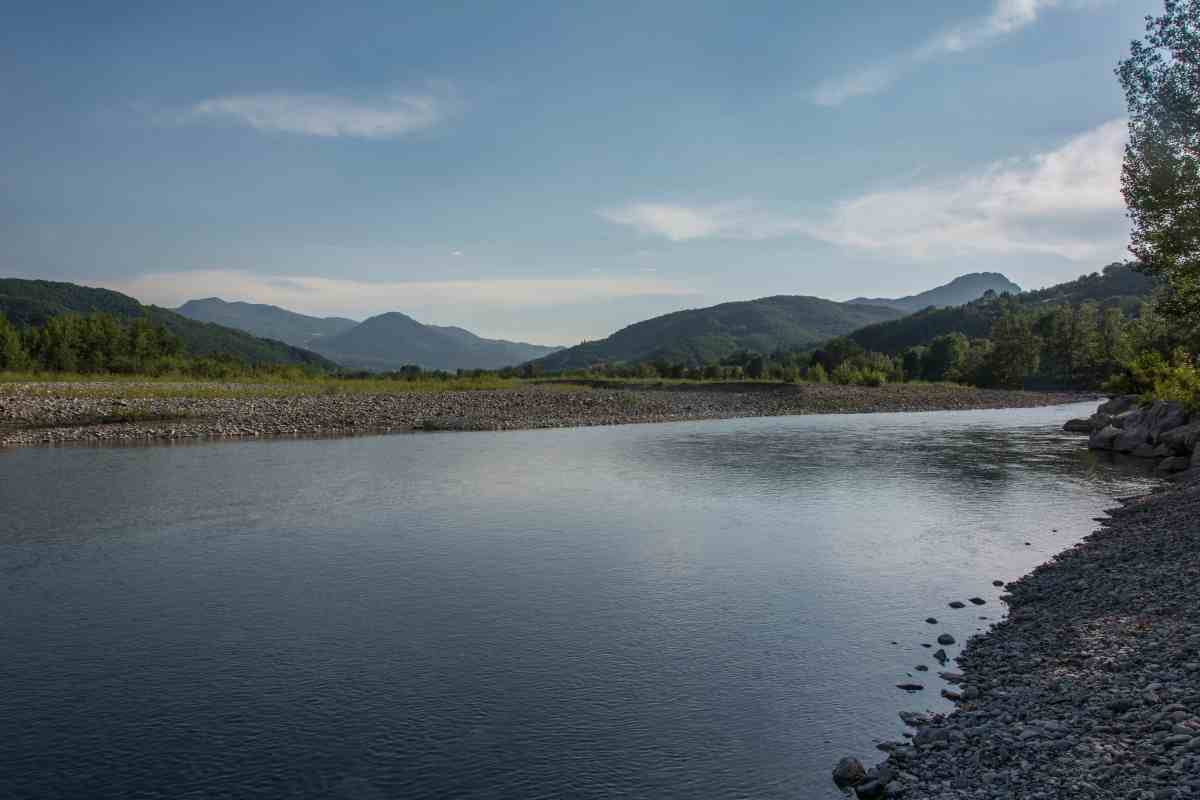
left=0, top=402, right=1155, bottom=799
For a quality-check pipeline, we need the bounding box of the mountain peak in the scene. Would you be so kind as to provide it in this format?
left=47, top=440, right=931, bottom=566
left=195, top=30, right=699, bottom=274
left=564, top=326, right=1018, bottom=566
left=849, top=273, right=1021, bottom=313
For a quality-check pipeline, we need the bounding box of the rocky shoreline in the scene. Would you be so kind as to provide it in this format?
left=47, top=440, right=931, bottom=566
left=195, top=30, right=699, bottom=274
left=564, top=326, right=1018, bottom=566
left=835, top=397, right=1200, bottom=799
left=0, top=382, right=1086, bottom=448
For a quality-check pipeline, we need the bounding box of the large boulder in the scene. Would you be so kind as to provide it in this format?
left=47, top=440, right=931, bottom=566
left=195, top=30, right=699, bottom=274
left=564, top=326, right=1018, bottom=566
left=1144, top=401, right=1189, bottom=442
left=1130, top=442, right=1159, bottom=459
left=832, top=757, right=866, bottom=787
left=1157, top=456, right=1191, bottom=474
left=1160, top=420, right=1200, bottom=455
left=1114, top=424, right=1152, bottom=453
left=1099, top=395, right=1138, bottom=415
left=1064, top=412, right=1113, bottom=433
left=1111, top=409, right=1144, bottom=430
left=1088, top=425, right=1121, bottom=451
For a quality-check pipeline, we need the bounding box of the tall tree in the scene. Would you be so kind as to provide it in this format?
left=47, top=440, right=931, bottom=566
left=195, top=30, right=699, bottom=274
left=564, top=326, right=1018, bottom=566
left=987, top=313, right=1041, bottom=389
left=0, top=314, right=27, bottom=371
left=1118, top=0, right=1200, bottom=341
left=923, top=333, right=968, bottom=382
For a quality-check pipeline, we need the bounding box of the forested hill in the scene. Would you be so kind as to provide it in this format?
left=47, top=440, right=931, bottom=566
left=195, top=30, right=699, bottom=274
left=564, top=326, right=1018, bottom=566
left=849, top=272, right=1022, bottom=313
left=848, top=264, right=1157, bottom=354
left=0, top=279, right=337, bottom=368
left=533, top=295, right=905, bottom=371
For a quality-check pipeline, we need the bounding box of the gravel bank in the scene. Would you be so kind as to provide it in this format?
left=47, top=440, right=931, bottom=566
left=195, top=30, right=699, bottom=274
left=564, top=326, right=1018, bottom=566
left=839, top=471, right=1200, bottom=799
left=0, top=382, right=1085, bottom=448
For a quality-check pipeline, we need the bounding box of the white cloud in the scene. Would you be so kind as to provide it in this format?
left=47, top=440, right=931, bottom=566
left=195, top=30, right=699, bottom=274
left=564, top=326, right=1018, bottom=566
left=813, top=0, right=1106, bottom=106
left=598, top=201, right=806, bottom=242
left=114, top=270, right=699, bottom=335
left=601, top=119, right=1129, bottom=263
left=598, top=203, right=741, bottom=242
left=188, top=90, right=451, bottom=138
left=810, top=119, right=1129, bottom=261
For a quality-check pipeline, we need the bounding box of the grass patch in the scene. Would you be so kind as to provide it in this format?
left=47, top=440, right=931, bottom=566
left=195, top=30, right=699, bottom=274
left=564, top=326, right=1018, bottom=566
left=0, top=372, right=524, bottom=399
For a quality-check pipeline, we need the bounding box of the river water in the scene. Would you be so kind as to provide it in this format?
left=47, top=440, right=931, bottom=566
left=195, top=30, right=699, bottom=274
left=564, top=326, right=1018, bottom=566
left=0, top=402, right=1156, bottom=799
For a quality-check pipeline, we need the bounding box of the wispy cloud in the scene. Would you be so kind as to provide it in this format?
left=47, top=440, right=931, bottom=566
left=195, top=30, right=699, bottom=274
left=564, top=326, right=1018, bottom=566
left=813, top=0, right=1106, bottom=106
left=187, top=89, right=453, bottom=138
left=601, top=119, right=1129, bottom=263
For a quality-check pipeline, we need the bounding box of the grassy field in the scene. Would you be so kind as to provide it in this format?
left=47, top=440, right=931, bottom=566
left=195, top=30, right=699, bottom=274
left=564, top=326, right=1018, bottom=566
left=0, top=371, right=977, bottom=401
left=0, top=372, right=528, bottom=399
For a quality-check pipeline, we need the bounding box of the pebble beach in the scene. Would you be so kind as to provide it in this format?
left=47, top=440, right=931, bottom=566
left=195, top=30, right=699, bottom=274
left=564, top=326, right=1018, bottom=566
left=0, top=381, right=1086, bottom=448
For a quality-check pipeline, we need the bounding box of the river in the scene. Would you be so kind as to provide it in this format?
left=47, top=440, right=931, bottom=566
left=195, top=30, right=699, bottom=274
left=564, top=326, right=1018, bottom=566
left=0, top=401, right=1156, bottom=799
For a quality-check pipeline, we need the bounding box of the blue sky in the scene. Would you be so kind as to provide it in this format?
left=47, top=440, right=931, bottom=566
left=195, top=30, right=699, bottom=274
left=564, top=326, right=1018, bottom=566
left=1, top=1, right=1158, bottom=344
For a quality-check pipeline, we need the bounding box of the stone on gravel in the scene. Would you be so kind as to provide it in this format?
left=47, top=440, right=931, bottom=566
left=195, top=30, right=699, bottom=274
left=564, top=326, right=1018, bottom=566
left=832, top=757, right=866, bottom=787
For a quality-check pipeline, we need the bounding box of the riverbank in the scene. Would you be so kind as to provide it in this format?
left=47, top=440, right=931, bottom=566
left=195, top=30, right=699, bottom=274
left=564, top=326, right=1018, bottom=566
left=0, top=381, right=1087, bottom=447
left=838, top=456, right=1200, bottom=797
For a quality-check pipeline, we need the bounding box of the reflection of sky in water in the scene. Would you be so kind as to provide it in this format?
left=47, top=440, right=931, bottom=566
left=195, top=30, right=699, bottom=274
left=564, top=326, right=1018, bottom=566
left=0, top=402, right=1157, bottom=799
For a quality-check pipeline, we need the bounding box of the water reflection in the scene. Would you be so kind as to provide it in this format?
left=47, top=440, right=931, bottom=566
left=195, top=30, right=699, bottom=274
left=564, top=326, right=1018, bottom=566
left=0, top=402, right=1157, bottom=800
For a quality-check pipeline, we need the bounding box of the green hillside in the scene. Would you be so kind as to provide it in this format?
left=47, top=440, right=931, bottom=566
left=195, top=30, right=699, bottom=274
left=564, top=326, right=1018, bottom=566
left=0, top=279, right=337, bottom=368
left=534, top=295, right=905, bottom=371
left=848, top=264, right=1157, bottom=355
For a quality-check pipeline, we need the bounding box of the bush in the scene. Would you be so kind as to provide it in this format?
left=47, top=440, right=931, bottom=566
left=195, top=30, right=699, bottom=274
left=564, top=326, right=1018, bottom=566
left=1106, top=348, right=1200, bottom=410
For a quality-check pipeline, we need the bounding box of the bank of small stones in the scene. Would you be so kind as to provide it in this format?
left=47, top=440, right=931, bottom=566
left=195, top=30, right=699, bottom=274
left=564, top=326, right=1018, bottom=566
left=835, top=397, right=1200, bottom=799
left=0, top=382, right=1085, bottom=448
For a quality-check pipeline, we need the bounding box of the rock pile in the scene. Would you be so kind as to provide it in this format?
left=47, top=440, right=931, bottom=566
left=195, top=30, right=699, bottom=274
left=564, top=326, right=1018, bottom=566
left=1067, top=395, right=1199, bottom=474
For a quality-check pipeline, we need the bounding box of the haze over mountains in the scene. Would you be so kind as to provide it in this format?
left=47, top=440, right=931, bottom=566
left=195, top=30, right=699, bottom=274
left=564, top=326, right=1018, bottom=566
left=849, top=272, right=1023, bottom=313
left=2, top=270, right=1035, bottom=373
left=175, top=298, right=562, bottom=372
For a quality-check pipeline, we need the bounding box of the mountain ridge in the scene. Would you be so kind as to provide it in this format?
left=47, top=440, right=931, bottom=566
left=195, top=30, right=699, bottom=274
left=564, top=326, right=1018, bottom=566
left=176, top=298, right=562, bottom=372
left=849, top=272, right=1022, bottom=313
left=176, top=298, right=358, bottom=348
left=532, top=295, right=905, bottom=371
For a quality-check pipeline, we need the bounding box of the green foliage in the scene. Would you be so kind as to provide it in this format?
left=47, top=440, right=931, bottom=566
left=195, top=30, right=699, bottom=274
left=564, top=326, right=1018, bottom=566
left=1106, top=348, right=1200, bottom=410
left=948, top=339, right=995, bottom=387
left=923, top=333, right=969, bottom=381
left=11, top=313, right=198, bottom=375
left=1118, top=1, right=1200, bottom=341
left=986, top=313, right=1042, bottom=389
left=0, top=314, right=29, bottom=370
left=1046, top=302, right=1101, bottom=386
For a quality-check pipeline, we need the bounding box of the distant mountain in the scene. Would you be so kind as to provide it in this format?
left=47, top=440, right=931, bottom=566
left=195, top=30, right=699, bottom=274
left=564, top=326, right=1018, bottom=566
left=309, top=312, right=562, bottom=371
left=849, top=272, right=1022, bottom=313
left=533, top=296, right=905, bottom=371
left=0, top=279, right=337, bottom=368
left=176, top=298, right=357, bottom=348
left=848, top=264, right=1157, bottom=354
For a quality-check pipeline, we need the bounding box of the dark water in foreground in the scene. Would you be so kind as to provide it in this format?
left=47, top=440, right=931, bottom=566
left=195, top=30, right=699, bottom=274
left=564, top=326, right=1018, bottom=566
left=0, top=402, right=1156, bottom=799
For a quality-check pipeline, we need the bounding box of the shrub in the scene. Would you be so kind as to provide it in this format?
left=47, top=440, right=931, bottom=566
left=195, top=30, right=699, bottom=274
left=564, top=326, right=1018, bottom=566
left=1106, top=348, right=1200, bottom=410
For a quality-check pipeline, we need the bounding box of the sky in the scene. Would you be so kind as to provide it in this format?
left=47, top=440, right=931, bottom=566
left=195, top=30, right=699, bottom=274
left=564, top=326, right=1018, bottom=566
left=0, top=0, right=1161, bottom=345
